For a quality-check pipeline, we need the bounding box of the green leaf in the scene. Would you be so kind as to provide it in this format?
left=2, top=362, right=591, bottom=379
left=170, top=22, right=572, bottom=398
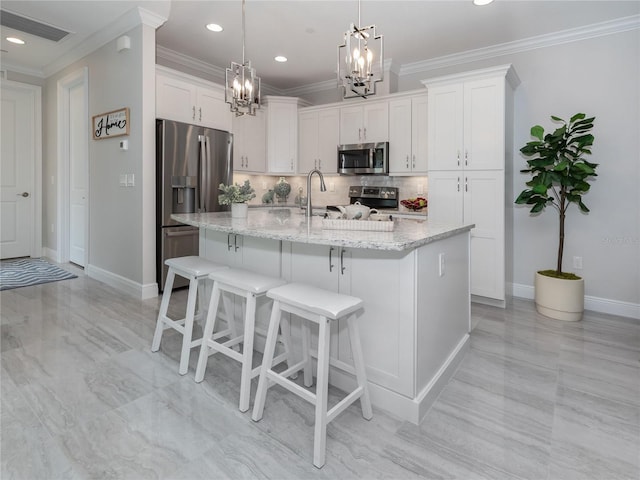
left=530, top=125, right=544, bottom=141
left=530, top=203, right=545, bottom=213
left=570, top=113, right=586, bottom=123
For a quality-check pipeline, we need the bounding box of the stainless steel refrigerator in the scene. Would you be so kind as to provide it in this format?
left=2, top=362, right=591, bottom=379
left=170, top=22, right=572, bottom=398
left=156, top=119, right=233, bottom=290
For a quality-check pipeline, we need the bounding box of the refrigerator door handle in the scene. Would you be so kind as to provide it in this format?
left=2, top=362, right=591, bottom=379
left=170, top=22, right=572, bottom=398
left=198, top=134, right=205, bottom=211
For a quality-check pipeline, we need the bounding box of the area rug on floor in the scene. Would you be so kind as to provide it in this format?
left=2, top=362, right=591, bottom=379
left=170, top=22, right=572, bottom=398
left=0, top=258, right=77, bottom=291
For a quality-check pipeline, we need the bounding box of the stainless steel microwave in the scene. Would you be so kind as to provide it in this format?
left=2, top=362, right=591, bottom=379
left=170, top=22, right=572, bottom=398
left=337, top=142, right=389, bottom=175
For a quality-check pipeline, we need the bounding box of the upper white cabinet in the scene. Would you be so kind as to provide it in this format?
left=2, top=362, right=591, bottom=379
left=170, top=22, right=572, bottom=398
left=233, top=108, right=266, bottom=173
left=298, top=107, right=340, bottom=174
left=266, top=96, right=308, bottom=174
left=156, top=66, right=232, bottom=132
left=388, top=94, right=428, bottom=175
left=427, top=72, right=510, bottom=171
left=425, top=64, right=519, bottom=305
left=339, top=102, right=388, bottom=144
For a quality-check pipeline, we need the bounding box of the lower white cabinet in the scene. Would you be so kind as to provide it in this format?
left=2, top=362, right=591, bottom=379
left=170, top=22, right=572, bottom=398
left=428, top=170, right=505, bottom=302
left=200, top=230, right=281, bottom=330
left=283, top=241, right=416, bottom=397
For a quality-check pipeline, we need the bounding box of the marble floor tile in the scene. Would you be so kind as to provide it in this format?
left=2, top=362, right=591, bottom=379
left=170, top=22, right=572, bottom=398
left=1, top=268, right=639, bottom=479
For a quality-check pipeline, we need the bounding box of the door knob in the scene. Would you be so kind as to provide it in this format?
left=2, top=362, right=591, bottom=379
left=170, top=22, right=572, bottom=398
left=17, top=192, right=29, bottom=197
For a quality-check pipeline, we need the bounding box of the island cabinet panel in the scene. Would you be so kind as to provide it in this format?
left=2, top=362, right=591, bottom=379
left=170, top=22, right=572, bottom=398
left=282, top=241, right=415, bottom=397
left=201, top=229, right=282, bottom=332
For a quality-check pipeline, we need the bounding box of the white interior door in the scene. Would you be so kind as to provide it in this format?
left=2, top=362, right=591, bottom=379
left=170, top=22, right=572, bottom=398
left=0, top=83, right=35, bottom=259
left=69, top=83, right=87, bottom=266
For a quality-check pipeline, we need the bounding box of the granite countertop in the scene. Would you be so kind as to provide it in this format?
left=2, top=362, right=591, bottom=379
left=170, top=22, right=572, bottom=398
left=173, top=209, right=472, bottom=252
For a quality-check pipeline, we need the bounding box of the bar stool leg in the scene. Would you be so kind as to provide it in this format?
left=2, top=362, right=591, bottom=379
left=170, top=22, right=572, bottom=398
left=195, top=283, right=222, bottom=383
left=251, top=300, right=282, bottom=422
left=313, top=317, right=331, bottom=468
left=179, top=276, right=200, bottom=375
left=301, top=319, right=313, bottom=387
left=239, top=293, right=257, bottom=412
left=222, top=291, right=239, bottom=351
left=151, top=269, right=175, bottom=352
left=347, top=314, right=373, bottom=420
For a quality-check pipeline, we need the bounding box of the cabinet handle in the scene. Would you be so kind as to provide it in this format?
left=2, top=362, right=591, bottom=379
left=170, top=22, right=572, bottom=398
left=340, top=248, right=346, bottom=275
left=227, top=233, right=233, bottom=251
left=199, top=107, right=202, bottom=122
left=291, top=159, right=294, bottom=170
left=192, top=106, right=196, bottom=121
left=363, top=127, right=367, bottom=139
left=412, top=154, right=416, bottom=169
left=234, top=234, right=240, bottom=252
left=318, top=159, right=321, bottom=170
left=465, top=177, right=468, bottom=192
left=465, top=150, right=468, bottom=166
left=329, top=247, right=335, bottom=272
left=406, top=155, right=409, bottom=169
left=358, top=128, right=362, bottom=141
left=457, top=177, right=460, bottom=192
left=457, top=150, right=460, bottom=167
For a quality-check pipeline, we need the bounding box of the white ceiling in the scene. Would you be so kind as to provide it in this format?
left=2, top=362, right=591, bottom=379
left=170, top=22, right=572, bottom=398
left=1, top=0, right=638, bottom=90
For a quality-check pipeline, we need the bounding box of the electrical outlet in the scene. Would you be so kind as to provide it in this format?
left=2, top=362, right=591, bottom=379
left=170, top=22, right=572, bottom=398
left=417, top=183, right=424, bottom=194
left=119, top=174, right=127, bottom=187
left=573, top=256, right=583, bottom=269
left=330, top=182, right=335, bottom=192
left=262, top=181, right=267, bottom=190
left=126, top=173, right=135, bottom=187
left=438, top=253, right=445, bottom=277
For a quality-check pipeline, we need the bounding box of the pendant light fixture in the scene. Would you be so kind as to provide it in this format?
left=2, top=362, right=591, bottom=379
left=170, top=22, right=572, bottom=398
left=337, top=0, right=384, bottom=99
left=225, top=0, right=261, bottom=116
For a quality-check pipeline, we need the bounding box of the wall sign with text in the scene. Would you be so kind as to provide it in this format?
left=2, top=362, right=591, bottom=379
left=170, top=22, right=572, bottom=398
left=92, top=107, right=130, bottom=140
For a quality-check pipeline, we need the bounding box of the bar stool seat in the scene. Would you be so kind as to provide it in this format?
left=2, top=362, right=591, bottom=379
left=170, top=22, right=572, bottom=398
left=194, top=268, right=290, bottom=413
left=151, top=256, right=229, bottom=375
left=251, top=282, right=373, bottom=468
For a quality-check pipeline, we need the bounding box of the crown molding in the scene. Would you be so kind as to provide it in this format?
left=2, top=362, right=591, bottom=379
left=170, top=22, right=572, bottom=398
left=42, top=6, right=168, bottom=78
left=0, top=61, right=44, bottom=78
left=401, top=14, right=640, bottom=77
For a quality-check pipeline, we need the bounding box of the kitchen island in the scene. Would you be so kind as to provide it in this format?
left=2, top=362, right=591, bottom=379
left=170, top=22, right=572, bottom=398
left=173, top=208, right=473, bottom=424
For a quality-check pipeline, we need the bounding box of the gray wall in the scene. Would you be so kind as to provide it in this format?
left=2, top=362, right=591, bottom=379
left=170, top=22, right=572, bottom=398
left=42, top=23, right=158, bottom=293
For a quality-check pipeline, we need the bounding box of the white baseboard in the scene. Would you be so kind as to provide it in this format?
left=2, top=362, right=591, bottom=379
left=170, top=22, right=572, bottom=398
left=511, top=282, right=640, bottom=320
left=42, top=247, right=60, bottom=263
left=86, top=264, right=159, bottom=300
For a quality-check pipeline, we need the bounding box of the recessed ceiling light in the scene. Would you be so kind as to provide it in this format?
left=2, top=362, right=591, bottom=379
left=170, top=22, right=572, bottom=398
left=205, top=23, right=223, bottom=32
left=274, top=56, right=287, bottom=63
left=473, top=0, right=494, bottom=5
left=6, top=37, right=25, bottom=45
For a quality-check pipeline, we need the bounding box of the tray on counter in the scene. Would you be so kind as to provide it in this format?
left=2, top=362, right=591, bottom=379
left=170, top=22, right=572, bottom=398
left=321, top=218, right=394, bottom=231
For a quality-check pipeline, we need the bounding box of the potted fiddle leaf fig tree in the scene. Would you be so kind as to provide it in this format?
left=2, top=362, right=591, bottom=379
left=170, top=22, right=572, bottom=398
left=515, top=113, right=597, bottom=321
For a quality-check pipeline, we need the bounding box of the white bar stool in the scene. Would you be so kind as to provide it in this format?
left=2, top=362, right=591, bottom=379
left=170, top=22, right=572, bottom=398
left=251, top=282, right=373, bottom=468
left=151, top=256, right=229, bottom=375
left=194, top=268, right=291, bottom=413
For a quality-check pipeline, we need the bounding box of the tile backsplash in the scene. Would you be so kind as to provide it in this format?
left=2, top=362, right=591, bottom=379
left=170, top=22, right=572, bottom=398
left=233, top=173, right=428, bottom=208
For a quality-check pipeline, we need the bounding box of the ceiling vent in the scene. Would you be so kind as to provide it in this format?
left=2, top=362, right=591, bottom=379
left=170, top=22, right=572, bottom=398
left=0, top=9, right=71, bottom=42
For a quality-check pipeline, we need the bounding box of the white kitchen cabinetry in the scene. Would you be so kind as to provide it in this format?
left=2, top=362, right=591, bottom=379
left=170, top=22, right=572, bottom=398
left=283, top=242, right=415, bottom=397
left=389, top=94, right=428, bottom=174
left=339, top=102, right=389, bottom=144
left=200, top=229, right=281, bottom=330
left=233, top=109, right=266, bottom=173
left=298, top=107, right=340, bottom=174
left=266, top=96, right=308, bottom=174
left=156, top=66, right=231, bottom=132
left=425, top=64, right=518, bottom=306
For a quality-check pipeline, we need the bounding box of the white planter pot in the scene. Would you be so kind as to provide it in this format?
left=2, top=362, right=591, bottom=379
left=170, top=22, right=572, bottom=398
left=534, top=272, right=584, bottom=321
left=231, top=202, right=248, bottom=218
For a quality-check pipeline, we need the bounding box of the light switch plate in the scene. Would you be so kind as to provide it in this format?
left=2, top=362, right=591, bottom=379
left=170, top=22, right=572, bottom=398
left=126, top=173, right=135, bottom=187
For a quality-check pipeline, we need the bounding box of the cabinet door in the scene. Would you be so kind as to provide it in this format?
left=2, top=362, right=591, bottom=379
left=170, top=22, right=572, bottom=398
left=197, top=87, right=232, bottom=132
left=339, top=105, right=364, bottom=144
left=339, top=248, right=415, bottom=397
left=233, top=109, right=266, bottom=173
left=426, top=171, right=464, bottom=224
left=298, top=111, right=319, bottom=173
left=268, top=103, right=297, bottom=173
left=463, top=78, right=505, bottom=170
left=316, top=108, right=339, bottom=173
left=463, top=170, right=504, bottom=300
left=156, top=73, right=196, bottom=124
left=388, top=98, right=412, bottom=174
left=363, top=102, right=389, bottom=143
left=411, top=95, right=429, bottom=173
left=427, top=84, right=463, bottom=171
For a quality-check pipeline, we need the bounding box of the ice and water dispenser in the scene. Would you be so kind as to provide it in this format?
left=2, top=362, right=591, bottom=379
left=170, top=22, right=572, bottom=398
left=171, top=175, right=197, bottom=214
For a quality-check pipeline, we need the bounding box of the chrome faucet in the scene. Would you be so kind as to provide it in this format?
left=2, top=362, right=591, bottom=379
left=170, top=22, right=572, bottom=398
left=305, top=168, right=327, bottom=217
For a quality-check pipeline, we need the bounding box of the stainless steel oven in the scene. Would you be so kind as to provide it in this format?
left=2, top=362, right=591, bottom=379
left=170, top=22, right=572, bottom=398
left=338, top=142, right=389, bottom=175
